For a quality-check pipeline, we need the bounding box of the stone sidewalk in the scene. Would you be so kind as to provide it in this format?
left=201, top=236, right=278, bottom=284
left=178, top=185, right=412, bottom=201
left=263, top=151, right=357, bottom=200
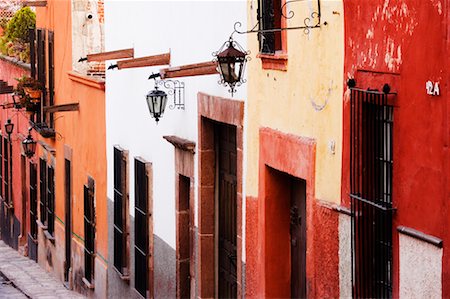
left=0, top=241, right=85, bottom=298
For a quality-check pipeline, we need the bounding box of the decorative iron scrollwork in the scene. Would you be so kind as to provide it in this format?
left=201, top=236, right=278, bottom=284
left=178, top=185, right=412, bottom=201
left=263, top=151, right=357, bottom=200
left=231, top=0, right=322, bottom=37
left=157, top=79, right=185, bottom=110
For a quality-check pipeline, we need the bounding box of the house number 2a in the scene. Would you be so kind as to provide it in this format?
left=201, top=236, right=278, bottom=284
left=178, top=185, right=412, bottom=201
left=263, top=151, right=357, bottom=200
left=426, top=81, right=440, bottom=96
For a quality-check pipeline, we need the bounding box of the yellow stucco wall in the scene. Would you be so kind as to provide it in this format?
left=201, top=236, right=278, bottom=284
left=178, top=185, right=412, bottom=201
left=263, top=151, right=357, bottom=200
left=246, top=0, right=344, bottom=204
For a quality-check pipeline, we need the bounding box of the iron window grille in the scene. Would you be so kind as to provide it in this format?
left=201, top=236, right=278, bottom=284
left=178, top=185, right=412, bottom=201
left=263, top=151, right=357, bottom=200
left=349, top=86, right=395, bottom=298
left=113, top=146, right=129, bottom=277
left=39, top=158, right=47, bottom=225
left=46, top=165, right=55, bottom=236
left=134, top=158, right=150, bottom=298
left=29, top=162, right=38, bottom=239
left=84, top=178, right=96, bottom=283
left=258, top=0, right=282, bottom=54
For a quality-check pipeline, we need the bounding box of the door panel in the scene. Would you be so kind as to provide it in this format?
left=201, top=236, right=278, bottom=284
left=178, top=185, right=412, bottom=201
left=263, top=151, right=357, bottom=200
left=290, top=178, right=306, bottom=299
left=217, top=123, right=237, bottom=299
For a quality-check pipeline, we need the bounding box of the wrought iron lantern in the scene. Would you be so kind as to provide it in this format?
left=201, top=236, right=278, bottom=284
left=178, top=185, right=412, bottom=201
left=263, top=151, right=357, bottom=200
left=4, top=119, right=14, bottom=137
left=146, top=84, right=168, bottom=123
left=22, top=131, right=37, bottom=158
left=214, top=36, right=249, bottom=96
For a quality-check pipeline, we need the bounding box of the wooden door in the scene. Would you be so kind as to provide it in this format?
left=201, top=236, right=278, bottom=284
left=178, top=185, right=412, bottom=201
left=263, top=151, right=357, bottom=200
left=290, top=178, right=306, bottom=298
left=217, top=123, right=237, bottom=298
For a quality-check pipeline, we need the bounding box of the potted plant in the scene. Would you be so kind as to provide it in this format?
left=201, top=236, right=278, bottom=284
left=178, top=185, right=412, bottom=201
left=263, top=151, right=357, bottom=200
left=15, top=75, right=43, bottom=111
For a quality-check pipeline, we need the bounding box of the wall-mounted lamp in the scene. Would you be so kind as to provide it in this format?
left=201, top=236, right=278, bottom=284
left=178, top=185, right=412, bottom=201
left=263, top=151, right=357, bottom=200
left=146, top=73, right=186, bottom=123
left=4, top=119, right=14, bottom=138
left=22, top=128, right=37, bottom=158
left=146, top=82, right=168, bottom=123
left=213, top=36, right=249, bottom=96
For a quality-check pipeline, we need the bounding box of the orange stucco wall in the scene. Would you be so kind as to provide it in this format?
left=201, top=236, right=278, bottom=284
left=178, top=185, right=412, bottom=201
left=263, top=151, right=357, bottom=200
left=36, top=0, right=107, bottom=269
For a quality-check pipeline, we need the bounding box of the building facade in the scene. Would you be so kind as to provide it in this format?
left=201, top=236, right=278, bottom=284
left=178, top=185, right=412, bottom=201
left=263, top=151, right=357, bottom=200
left=244, top=0, right=346, bottom=297
left=104, top=1, right=246, bottom=298
left=33, top=0, right=108, bottom=297
left=342, top=0, right=450, bottom=297
left=0, top=1, right=448, bottom=298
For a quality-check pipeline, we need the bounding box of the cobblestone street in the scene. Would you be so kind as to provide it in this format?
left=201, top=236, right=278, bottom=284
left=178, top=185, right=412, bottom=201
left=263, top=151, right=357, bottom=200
left=0, top=241, right=84, bottom=298
left=0, top=272, right=27, bottom=298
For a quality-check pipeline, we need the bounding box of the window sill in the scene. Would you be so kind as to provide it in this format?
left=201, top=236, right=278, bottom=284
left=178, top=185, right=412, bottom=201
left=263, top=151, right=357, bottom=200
left=43, top=230, right=55, bottom=244
left=82, top=277, right=95, bottom=290
left=257, top=53, right=288, bottom=71
left=33, top=123, right=56, bottom=139
left=68, top=71, right=105, bottom=91
left=113, top=266, right=130, bottom=282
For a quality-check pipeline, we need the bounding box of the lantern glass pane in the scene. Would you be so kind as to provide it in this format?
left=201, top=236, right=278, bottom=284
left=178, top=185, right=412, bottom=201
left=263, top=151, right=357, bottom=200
left=147, top=95, right=157, bottom=115
left=160, top=95, right=168, bottom=116
left=220, top=60, right=238, bottom=84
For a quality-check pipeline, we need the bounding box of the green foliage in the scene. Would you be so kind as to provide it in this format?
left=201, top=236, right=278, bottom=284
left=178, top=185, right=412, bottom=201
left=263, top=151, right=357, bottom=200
left=5, top=7, right=35, bottom=42
left=0, top=36, right=9, bottom=55
left=0, top=8, right=35, bottom=63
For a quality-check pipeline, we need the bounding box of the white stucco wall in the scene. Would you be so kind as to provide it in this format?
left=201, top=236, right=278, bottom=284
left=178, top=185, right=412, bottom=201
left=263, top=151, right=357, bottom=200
left=104, top=0, right=247, bottom=250
left=338, top=213, right=351, bottom=298
left=399, top=234, right=442, bottom=298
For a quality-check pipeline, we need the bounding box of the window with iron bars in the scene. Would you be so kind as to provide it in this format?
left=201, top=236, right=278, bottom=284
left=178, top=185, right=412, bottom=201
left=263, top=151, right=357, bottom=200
left=84, top=178, right=96, bottom=283
left=29, top=162, right=38, bottom=240
left=113, top=146, right=130, bottom=278
left=46, top=165, right=55, bottom=237
left=39, top=158, right=47, bottom=225
left=350, top=87, right=394, bottom=298
left=134, top=158, right=153, bottom=298
left=258, top=0, right=283, bottom=54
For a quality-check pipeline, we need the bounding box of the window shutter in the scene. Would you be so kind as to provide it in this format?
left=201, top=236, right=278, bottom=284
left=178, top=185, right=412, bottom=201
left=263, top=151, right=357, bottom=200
left=29, top=162, right=38, bottom=239
left=29, top=28, right=36, bottom=79
left=39, top=158, right=47, bottom=224
left=134, top=158, right=149, bottom=297
left=84, top=178, right=96, bottom=283
left=46, top=166, right=55, bottom=236
left=47, top=31, right=55, bottom=127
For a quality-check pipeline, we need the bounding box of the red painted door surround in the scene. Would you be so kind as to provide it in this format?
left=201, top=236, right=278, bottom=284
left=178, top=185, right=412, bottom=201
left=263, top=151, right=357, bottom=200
left=246, top=127, right=340, bottom=298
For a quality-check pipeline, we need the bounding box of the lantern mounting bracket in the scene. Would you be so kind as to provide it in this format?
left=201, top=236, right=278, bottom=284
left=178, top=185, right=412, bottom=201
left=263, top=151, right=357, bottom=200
left=148, top=73, right=185, bottom=110
left=231, top=0, right=323, bottom=37
left=157, top=79, right=185, bottom=110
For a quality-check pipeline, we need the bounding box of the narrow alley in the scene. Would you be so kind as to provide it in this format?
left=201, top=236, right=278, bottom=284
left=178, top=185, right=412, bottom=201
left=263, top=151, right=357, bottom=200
left=0, top=241, right=83, bottom=298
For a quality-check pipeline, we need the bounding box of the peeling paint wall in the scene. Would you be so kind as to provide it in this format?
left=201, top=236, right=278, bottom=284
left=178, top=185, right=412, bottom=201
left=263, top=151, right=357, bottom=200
left=342, top=0, right=449, bottom=296
left=71, top=0, right=104, bottom=74
left=246, top=0, right=345, bottom=203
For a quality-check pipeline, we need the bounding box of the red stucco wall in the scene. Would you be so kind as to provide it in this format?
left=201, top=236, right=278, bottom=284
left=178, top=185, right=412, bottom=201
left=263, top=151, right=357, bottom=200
left=342, top=0, right=449, bottom=296
left=0, top=58, right=36, bottom=240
